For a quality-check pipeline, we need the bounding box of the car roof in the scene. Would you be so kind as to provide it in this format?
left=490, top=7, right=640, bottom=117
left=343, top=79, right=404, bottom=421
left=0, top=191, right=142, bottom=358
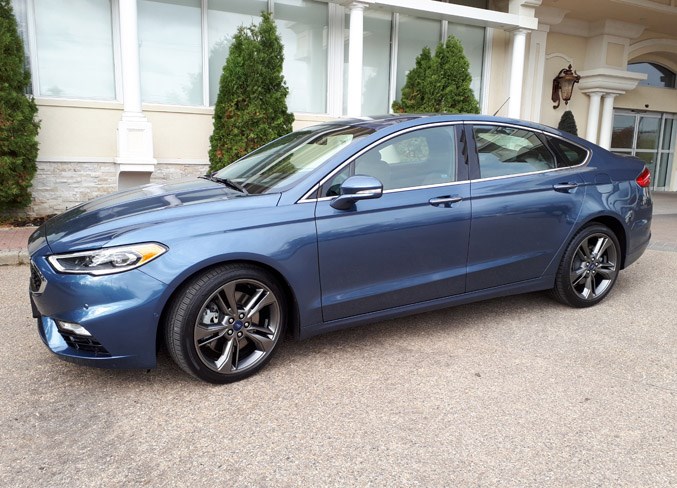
left=323, top=114, right=562, bottom=136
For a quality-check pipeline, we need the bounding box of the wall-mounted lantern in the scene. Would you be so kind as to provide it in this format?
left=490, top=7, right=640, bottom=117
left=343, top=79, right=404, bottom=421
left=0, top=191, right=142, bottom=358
left=552, top=64, right=581, bottom=109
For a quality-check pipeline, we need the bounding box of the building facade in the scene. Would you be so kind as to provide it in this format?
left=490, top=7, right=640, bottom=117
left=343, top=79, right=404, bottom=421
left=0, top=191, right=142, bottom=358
left=9, top=0, right=677, bottom=216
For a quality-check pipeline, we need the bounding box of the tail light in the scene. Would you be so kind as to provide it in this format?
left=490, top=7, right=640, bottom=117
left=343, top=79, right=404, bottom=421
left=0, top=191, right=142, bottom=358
left=636, top=166, right=651, bottom=188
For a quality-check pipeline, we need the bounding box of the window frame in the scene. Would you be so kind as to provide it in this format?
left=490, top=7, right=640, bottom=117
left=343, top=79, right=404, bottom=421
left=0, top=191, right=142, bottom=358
left=299, top=122, right=466, bottom=203
left=466, top=122, right=590, bottom=182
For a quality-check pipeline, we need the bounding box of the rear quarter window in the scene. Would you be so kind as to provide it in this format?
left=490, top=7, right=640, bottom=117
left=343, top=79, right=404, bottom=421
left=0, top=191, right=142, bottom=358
left=547, top=137, right=589, bottom=167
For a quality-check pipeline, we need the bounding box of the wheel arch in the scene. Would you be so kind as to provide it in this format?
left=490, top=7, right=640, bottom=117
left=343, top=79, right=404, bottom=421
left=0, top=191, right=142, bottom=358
left=580, top=215, right=628, bottom=269
left=155, top=258, right=302, bottom=353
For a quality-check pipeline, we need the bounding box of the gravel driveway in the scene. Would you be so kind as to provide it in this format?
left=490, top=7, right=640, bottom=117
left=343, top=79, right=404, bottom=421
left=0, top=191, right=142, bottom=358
left=1, top=250, right=675, bottom=487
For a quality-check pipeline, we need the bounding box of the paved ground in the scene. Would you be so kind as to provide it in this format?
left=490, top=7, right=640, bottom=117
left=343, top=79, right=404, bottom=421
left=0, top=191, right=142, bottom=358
left=1, top=208, right=676, bottom=486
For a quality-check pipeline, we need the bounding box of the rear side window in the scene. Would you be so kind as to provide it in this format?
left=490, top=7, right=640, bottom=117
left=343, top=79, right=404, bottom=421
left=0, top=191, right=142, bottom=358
left=547, top=137, right=588, bottom=167
left=473, top=125, right=557, bottom=178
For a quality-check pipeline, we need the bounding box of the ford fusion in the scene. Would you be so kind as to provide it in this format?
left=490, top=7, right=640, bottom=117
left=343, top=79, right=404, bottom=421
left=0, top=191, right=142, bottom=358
left=28, top=115, right=652, bottom=383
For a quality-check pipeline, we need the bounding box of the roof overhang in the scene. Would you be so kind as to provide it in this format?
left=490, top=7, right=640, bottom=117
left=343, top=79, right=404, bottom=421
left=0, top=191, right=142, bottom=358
left=327, top=0, right=538, bottom=30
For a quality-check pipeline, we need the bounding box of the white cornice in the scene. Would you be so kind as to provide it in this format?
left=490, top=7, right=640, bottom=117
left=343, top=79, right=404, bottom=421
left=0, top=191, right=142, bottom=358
left=549, top=18, right=646, bottom=38
left=534, top=5, right=569, bottom=26
left=323, top=0, right=539, bottom=30
left=578, top=68, right=647, bottom=94
left=588, top=20, right=645, bottom=39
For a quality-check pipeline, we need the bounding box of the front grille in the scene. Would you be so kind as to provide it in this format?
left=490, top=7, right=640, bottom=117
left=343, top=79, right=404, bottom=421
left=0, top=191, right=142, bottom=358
left=29, top=262, right=46, bottom=294
left=58, top=331, right=111, bottom=357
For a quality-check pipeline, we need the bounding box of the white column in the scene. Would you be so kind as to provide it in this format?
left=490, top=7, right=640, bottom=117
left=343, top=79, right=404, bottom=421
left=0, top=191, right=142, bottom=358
left=598, top=93, right=618, bottom=150
left=508, top=29, right=527, bottom=119
left=522, top=28, right=547, bottom=122
left=346, top=3, right=366, bottom=117
left=584, top=92, right=602, bottom=144
left=116, top=0, right=155, bottom=175
left=119, top=0, right=142, bottom=115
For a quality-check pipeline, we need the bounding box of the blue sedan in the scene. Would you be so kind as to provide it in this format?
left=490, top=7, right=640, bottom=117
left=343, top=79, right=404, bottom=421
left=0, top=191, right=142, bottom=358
left=28, top=115, right=653, bottom=383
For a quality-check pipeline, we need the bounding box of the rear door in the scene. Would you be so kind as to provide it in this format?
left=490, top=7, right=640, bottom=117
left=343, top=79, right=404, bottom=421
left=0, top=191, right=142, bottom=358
left=466, top=123, right=587, bottom=292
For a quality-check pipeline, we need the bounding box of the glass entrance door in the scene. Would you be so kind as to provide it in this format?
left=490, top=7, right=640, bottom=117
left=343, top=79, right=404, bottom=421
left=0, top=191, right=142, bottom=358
left=611, top=111, right=676, bottom=191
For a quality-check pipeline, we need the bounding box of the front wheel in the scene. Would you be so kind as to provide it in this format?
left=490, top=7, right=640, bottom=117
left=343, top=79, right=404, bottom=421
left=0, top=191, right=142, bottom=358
left=551, top=224, right=621, bottom=308
left=165, top=264, right=287, bottom=383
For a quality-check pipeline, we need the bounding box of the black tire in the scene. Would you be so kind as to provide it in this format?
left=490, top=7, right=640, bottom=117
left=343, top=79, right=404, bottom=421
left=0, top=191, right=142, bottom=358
left=165, top=264, right=287, bottom=384
left=551, top=224, right=621, bottom=308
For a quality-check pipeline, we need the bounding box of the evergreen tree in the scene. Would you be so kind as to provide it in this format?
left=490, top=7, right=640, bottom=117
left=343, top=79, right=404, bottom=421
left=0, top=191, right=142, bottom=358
left=209, top=11, right=293, bottom=172
left=0, top=0, right=39, bottom=211
left=557, top=110, right=578, bottom=136
left=393, top=35, right=479, bottom=114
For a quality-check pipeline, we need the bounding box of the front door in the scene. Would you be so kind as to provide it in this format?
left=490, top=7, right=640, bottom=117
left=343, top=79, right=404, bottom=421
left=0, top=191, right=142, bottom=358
left=314, top=124, right=471, bottom=322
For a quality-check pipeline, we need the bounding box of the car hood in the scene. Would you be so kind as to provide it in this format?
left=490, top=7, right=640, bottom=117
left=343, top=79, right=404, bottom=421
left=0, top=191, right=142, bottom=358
left=43, top=178, right=281, bottom=253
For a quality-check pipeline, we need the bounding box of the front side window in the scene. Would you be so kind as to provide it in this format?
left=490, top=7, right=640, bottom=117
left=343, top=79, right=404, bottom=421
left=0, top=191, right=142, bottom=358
left=322, top=125, right=457, bottom=195
left=473, top=125, right=556, bottom=178
left=32, top=0, right=115, bottom=99
left=215, top=125, right=374, bottom=194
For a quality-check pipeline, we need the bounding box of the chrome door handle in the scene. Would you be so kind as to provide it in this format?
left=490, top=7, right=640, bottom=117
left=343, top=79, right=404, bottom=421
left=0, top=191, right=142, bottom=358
left=553, top=182, right=578, bottom=192
left=429, top=195, right=463, bottom=207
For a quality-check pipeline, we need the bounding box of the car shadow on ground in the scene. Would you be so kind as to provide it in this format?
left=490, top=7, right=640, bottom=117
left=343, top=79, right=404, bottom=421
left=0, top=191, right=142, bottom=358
left=46, top=290, right=559, bottom=387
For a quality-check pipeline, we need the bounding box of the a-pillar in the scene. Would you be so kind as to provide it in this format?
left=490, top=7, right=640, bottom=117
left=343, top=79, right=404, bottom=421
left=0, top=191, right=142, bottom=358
left=116, top=0, right=155, bottom=188
left=598, top=93, right=618, bottom=150
left=584, top=91, right=603, bottom=144
left=346, top=2, right=366, bottom=117
left=508, top=29, right=528, bottom=119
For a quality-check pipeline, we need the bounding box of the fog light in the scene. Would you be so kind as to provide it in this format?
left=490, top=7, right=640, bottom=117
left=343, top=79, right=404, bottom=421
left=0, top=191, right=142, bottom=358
left=56, top=321, right=92, bottom=337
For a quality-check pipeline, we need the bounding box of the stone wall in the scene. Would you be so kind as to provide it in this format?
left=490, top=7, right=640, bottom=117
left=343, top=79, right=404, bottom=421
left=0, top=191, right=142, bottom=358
left=150, top=163, right=209, bottom=185
left=27, top=161, right=118, bottom=217
left=15, top=161, right=209, bottom=218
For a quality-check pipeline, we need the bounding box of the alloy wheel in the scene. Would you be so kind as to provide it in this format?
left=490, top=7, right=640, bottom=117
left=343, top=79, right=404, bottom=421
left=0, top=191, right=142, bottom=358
left=193, top=278, right=281, bottom=374
left=569, top=233, right=618, bottom=301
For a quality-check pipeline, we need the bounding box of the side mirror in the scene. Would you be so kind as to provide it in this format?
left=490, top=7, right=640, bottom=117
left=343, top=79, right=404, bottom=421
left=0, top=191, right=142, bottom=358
left=330, top=175, right=383, bottom=210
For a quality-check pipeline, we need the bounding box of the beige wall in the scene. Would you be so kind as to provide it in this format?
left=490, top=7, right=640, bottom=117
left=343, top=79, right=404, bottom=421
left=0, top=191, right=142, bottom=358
left=144, top=106, right=212, bottom=162
left=35, top=100, right=336, bottom=166
left=35, top=99, right=121, bottom=160
left=540, top=32, right=590, bottom=134
left=616, top=86, right=677, bottom=112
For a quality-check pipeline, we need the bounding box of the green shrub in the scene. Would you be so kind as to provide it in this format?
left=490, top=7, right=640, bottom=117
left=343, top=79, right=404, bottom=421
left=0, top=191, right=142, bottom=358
left=393, top=35, right=479, bottom=114
left=557, top=110, right=578, bottom=136
left=209, top=11, right=293, bottom=172
left=0, top=0, right=39, bottom=211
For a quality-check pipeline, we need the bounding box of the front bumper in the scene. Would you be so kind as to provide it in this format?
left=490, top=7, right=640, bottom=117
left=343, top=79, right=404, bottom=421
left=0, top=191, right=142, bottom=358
left=29, top=254, right=167, bottom=369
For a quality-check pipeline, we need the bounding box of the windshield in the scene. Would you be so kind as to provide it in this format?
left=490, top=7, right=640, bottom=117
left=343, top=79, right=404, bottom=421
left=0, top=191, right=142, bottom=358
left=214, top=124, right=375, bottom=194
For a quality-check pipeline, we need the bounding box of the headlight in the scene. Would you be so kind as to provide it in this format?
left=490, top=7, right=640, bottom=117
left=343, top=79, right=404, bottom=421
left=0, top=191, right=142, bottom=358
left=47, top=243, right=167, bottom=275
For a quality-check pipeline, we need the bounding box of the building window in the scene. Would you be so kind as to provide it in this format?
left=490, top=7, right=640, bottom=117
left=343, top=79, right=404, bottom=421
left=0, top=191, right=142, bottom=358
left=628, top=62, right=676, bottom=89
left=343, top=10, right=392, bottom=116
left=448, top=22, right=485, bottom=100
left=394, top=15, right=484, bottom=108
left=138, top=0, right=203, bottom=106
left=32, top=0, right=116, bottom=100
left=395, top=14, right=442, bottom=102
left=276, top=0, right=328, bottom=114
left=611, top=111, right=676, bottom=190
left=207, top=0, right=266, bottom=105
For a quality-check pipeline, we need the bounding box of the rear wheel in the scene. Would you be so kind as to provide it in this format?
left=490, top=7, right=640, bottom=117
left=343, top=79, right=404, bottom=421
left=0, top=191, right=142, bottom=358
left=165, top=264, right=286, bottom=383
left=552, top=224, right=621, bottom=308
